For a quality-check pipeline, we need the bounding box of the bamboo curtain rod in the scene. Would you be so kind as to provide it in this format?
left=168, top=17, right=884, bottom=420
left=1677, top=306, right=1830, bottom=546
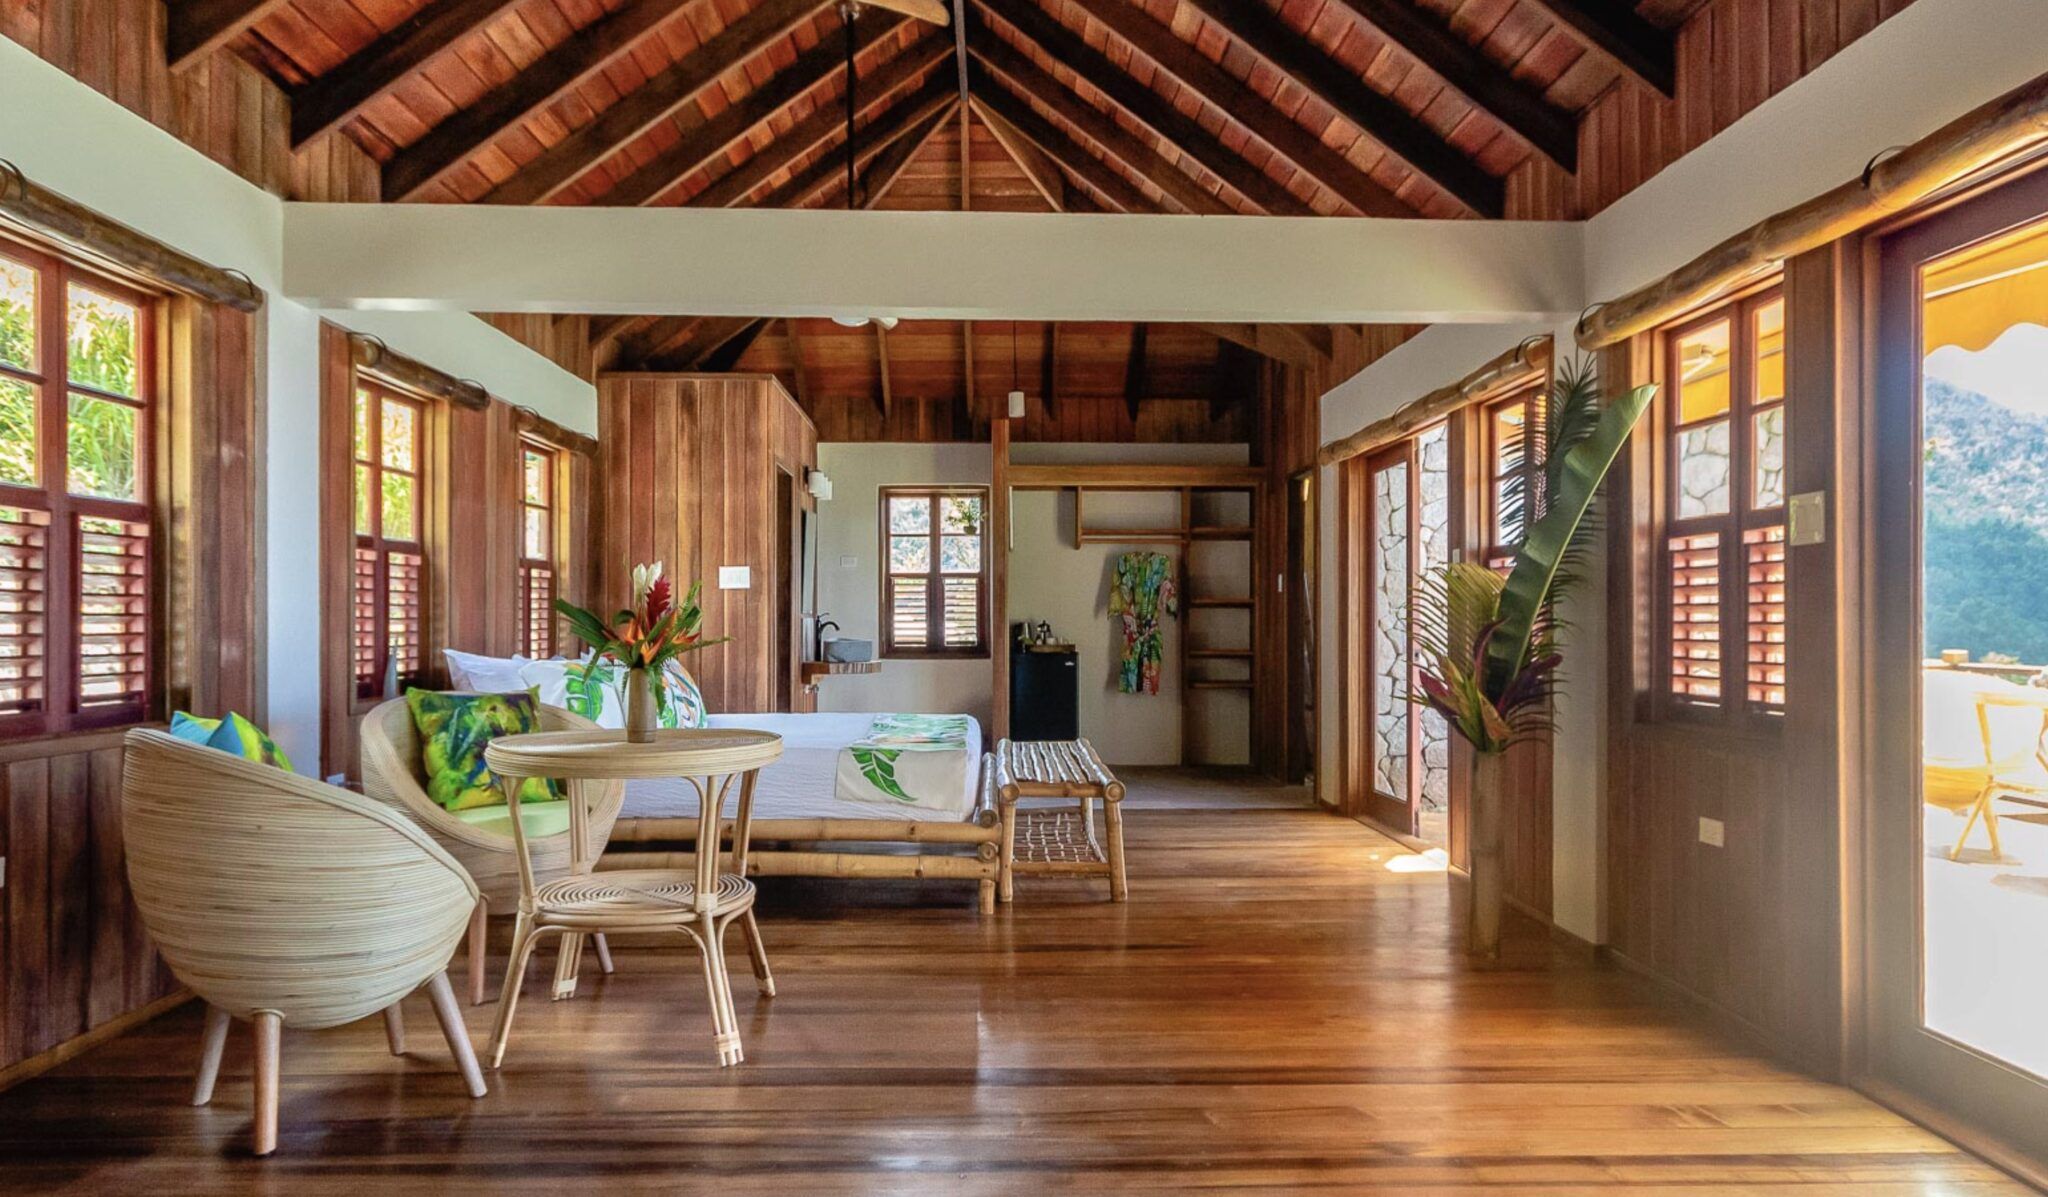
left=1318, top=336, right=1551, bottom=467
left=0, top=161, right=263, bottom=312
left=351, top=334, right=490, bottom=411
left=1578, top=71, right=2048, bottom=350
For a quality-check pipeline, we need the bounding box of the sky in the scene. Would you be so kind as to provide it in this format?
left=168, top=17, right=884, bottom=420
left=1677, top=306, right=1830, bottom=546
left=1926, top=321, right=2048, bottom=415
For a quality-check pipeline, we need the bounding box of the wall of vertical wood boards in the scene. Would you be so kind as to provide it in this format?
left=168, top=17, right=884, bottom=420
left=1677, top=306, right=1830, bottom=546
left=316, top=322, right=595, bottom=779
left=1600, top=245, right=1850, bottom=1076
left=594, top=374, right=818, bottom=717
left=1, top=295, right=262, bottom=1081
left=1506, top=0, right=1921, bottom=220
left=0, top=0, right=380, bottom=202
left=1330, top=393, right=1552, bottom=919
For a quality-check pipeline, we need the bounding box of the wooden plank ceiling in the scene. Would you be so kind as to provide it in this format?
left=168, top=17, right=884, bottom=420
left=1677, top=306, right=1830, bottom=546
left=172, top=0, right=1697, bottom=434
left=184, top=0, right=1701, bottom=219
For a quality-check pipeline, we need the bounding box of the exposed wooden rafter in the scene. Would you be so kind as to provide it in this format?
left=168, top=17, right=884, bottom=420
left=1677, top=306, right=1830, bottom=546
left=600, top=14, right=914, bottom=206
left=975, top=103, right=1066, bottom=210
left=1313, top=0, right=1578, bottom=172
left=697, top=319, right=773, bottom=371
left=479, top=0, right=828, bottom=206
left=167, top=0, right=295, bottom=72
left=1123, top=323, right=1148, bottom=423
left=1523, top=0, right=1677, bottom=96
left=967, top=40, right=1213, bottom=215
left=747, top=75, right=958, bottom=209
left=1060, top=0, right=1422, bottom=218
left=861, top=98, right=962, bottom=208
left=976, top=0, right=1311, bottom=216
left=380, top=0, right=696, bottom=200
left=875, top=324, right=894, bottom=416
left=289, top=0, right=525, bottom=147
left=1145, top=0, right=1502, bottom=217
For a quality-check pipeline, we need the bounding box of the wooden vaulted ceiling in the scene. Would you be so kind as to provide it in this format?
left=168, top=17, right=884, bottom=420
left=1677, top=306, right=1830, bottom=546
left=177, top=0, right=1699, bottom=220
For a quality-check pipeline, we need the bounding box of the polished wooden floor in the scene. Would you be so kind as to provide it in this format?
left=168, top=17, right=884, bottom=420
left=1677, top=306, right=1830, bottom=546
left=0, top=786, right=2025, bottom=1194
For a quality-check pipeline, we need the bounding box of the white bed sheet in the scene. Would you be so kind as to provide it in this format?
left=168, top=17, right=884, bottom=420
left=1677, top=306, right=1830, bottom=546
left=619, top=712, right=983, bottom=824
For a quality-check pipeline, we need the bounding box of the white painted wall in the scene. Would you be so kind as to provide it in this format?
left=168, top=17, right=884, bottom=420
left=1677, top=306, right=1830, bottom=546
left=1, top=36, right=597, bottom=772
left=812, top=444, right=996, bottom=729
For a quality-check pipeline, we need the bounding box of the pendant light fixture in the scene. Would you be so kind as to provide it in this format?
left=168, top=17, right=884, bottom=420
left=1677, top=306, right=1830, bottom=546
left=1006, top=320, right=1027, bottom=419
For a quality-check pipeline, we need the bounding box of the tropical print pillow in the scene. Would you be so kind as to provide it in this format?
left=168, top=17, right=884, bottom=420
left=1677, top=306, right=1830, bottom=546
left=169, top=710, right=295, bottom=772
left=405, top=688, right=559, bottom=812
left=523, top=656, right=709, bottom=730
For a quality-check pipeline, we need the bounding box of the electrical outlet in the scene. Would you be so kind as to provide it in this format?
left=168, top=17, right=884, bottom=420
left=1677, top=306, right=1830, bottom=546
left=1698, top=817, right=1725, bottom=848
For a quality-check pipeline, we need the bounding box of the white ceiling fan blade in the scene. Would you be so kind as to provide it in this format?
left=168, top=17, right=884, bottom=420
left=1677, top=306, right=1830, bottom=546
left=861, top=0, right=951, bottom=25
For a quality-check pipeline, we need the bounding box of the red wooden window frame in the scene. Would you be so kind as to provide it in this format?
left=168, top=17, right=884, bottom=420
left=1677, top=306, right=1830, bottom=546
left=0, top=232, right=156, bottom=737
left=518, top=440, right=558, bottom=659
left=1659, top=287, right=1787, bottom=720
left=352, top=381, right=428, bottom=700
left=879, top=486, right=988, bottom=659
left=1481, top=386, right=1544, bottom=571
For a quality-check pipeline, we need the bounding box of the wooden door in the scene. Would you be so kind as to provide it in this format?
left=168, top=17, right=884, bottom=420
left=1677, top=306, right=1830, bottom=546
left=1363, top=442, right=1419, bottom=833
left=1866, top=162, right=2048, bottom=1159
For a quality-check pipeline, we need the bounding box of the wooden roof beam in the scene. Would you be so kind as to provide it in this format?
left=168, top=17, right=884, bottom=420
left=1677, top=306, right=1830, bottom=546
left=975, top=103, right=1066, bottom=211
left=1522, top=0, right=1675, bottom=96
left=969, top=34, right=1221, bottom=213
left=601, top=14, right=918, bottom=206
left=1317, top=0, right=1577, bottom=171
left=745, top=75, right=958, bottom=209
left=168, top=0, right=294, bottom=71
left=975, top=0, right=1311, bottom=216
left=1145, top=0, right=1501, bottom=217
left=290, top=0, right=525, bottom=147
left=1061, top=0, right=1423, bottom=218
left=480, top=0, right=829, bottom=206
left=964, top=73, right=1161, bottom=215
left=697, top=318, right=772, bottom=371
left=861, top=97, right=961, bottom=208
left=382, top=0, right=697, bottom=201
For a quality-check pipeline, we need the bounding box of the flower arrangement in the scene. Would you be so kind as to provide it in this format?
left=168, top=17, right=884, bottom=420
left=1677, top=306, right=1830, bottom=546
left=555, top=562, right=728, bottom=740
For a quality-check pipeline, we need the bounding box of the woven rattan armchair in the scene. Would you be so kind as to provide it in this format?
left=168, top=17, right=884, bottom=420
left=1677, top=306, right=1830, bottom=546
left=121, top=729, right=487, bottom=1156
left=360, top=697, right=626, bottom=1003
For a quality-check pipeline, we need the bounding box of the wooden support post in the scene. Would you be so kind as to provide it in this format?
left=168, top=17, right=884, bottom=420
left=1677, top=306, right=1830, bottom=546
left=875, top=323, right=893, bottom=418
left=991, top=418, right=1011, bottom=742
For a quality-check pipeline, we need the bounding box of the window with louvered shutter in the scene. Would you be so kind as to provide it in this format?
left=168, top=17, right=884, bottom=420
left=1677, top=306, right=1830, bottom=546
left=519, top=443, right=558, bottom=658
left=351, top=382, right=429, bottom=698
left=881, top=487, right=988, bottom=657
left=1661, top=289, right=1787, bottom=721
left=0, top=233, right=157, bottom=734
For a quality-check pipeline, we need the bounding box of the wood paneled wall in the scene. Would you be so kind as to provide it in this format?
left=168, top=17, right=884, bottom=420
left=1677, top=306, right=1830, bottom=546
left=2, top=0, right=378, bottom=202
left=595, top=374, right=817, bottom=716
left=317, top=322, right=595, bottom=778
left=1506, top=0, right=1921, bottom=220
left=2, top=291, right=262, bottom=1081
left=1601, top=246, right=1849, bottom=1074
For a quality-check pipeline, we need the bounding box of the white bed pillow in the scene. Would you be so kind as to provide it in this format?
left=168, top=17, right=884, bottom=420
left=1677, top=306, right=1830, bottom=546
left=443, top=648, right=530, bottom=693
left=519, top=656, right=709, bottom=730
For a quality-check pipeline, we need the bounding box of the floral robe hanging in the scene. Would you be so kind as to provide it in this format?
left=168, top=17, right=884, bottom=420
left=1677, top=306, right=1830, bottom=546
left=1108, top=551, right=1179, bottom=695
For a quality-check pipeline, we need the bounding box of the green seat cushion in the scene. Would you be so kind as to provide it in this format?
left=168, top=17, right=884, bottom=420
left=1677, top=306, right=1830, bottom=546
left=405, top=688, right=560, bottom=812
left=450, top=799, right=573, bottom=840
left=169, top=710, right=294, bottom=772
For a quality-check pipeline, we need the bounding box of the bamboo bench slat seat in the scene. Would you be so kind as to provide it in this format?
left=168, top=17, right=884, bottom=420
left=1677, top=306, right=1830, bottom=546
left=994, top=738, right=1129, bottom=902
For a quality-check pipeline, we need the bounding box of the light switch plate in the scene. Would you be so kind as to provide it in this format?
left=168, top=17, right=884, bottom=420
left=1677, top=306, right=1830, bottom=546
left=1788, top=491, right=1826, bottom=546
left=719, top=565, right=751, bottom=590
left=1698, top=817, right=1725, bottom=848
left=839, top=555, right=858, bottom=569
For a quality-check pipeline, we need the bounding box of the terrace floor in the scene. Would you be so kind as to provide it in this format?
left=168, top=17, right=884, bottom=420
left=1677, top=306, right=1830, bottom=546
left=0, top=785, right=2023, bottom=1194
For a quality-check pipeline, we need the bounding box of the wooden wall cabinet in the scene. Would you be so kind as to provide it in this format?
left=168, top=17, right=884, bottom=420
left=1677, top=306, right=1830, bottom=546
left=595, top=373, right=816, bottom=715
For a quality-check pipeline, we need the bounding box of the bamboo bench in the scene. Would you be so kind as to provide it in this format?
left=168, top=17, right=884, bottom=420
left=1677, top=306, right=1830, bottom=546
left=993, top=738, right=1128, bottom=902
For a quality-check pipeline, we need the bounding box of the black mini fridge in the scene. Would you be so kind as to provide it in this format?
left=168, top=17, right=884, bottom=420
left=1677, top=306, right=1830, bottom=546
left=1010, top=633, right=1079, bottom=741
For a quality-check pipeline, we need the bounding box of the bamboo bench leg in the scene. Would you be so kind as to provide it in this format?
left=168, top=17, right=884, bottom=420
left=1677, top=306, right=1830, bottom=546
left=739, top=910, right=775, bottom=998
left=552, top=931, right=585, bottom=1000
left=593, top=933, right=616, bottom=976
left=998, top=797, right=1018, bottom=903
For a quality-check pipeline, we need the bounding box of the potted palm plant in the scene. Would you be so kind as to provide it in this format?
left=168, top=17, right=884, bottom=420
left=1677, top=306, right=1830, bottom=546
left=556, top=562, right=728, bottom=743
left=1411, top=358, right=1656, bottom=958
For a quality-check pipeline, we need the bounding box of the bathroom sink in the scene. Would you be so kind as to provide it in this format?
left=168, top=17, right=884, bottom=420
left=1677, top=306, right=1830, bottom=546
left=823, top=638, right=873, bottom=663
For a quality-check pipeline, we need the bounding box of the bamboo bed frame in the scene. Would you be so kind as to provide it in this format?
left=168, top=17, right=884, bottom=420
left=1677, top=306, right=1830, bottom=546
left=599, top=753, right=1005, bottom=913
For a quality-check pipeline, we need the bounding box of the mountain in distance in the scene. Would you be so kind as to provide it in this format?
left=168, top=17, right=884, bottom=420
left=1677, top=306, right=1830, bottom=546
left=1922, top=375, right=2048, bottom=664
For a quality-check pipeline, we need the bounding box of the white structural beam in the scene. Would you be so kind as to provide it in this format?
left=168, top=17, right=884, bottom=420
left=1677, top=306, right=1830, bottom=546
left=283, top=204, right=1584, bottom=325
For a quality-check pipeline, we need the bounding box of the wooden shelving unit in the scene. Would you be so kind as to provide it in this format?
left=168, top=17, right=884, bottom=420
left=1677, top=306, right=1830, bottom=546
left=1063, top=482, right=1259, bottom=766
